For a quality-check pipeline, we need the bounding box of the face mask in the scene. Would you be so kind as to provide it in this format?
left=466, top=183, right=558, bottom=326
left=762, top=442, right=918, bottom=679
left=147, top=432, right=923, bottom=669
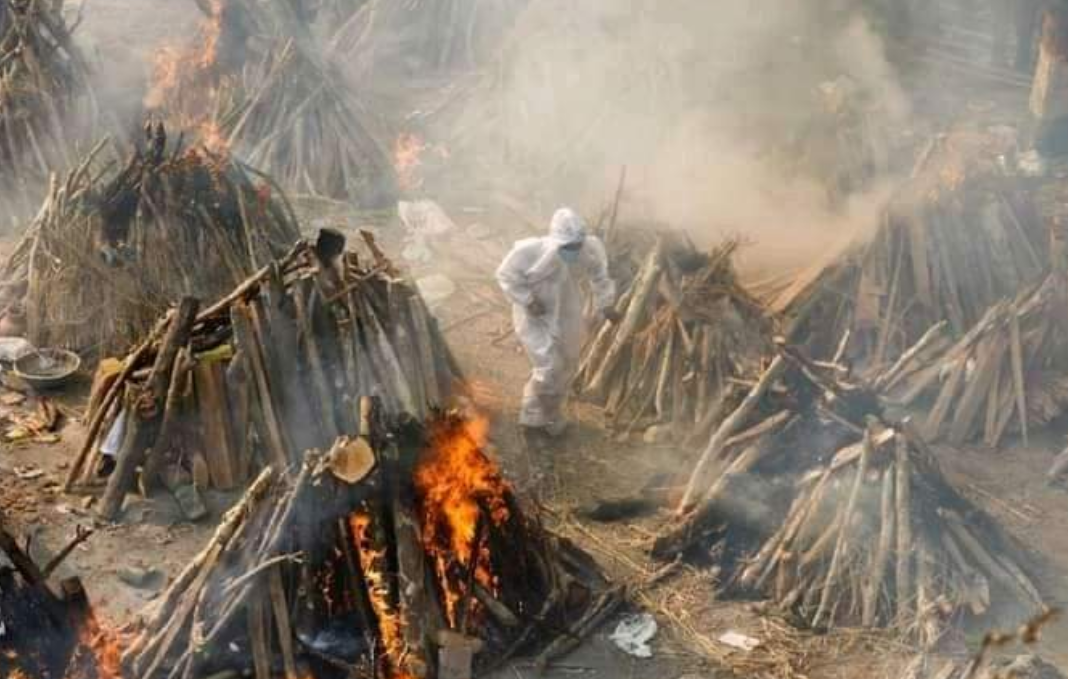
left=558, top=246, right=582, bottom=264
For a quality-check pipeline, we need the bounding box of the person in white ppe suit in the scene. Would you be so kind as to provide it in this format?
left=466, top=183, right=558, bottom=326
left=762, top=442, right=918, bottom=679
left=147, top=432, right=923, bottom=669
left=496, top=208, right=618, bottom=437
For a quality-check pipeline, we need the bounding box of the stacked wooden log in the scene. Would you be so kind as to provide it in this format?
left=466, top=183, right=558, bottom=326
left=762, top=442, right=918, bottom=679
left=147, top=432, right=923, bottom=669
left=215, top=37, right=397, bottom=206
left=0, top=514, right=117, bottom=679
left=779, top=128, right=1047, bottom=370
left=65, top=231, right=464, bottom=524
left=655, top=340, right=1043, bottom=643
left=882, top=272, right=1068, bottom=447
left=0, top=0, right=100, bottom=222
left=576, top=233, right=775, bottom=441
left=149, top=0, right=397, bottom=207
left=0, top=124, right=300, bottom=358
left=121, top=411, right=616, bottom=679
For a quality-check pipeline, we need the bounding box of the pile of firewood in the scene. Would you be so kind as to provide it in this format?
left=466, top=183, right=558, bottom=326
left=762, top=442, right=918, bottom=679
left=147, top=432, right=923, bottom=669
left=121, top=411, right=617, bottom=679
left=149, top=0, right=397, bottom=207
left=654, top=341, right=1043, bottom=643
left=882, top=271, right=1068, bottom=447
left=0, top=515, right=117, bottom=678
left=0, top=0, right=99, bottom=222
left=216, top=38, right=397, bottom=205
left=778, top=129, right=1047, bottom=370
left=576, top=233, right=774, bottom=440
left=65, top=232, right=463, bottom=523
left=0, top=124, right=300, bottom=357
left=328, top=0, right=529, bottom=77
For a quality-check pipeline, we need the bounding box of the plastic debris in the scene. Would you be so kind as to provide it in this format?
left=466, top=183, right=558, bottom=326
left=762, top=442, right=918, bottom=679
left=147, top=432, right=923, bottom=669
left=609, top=613, right=658, bottom=658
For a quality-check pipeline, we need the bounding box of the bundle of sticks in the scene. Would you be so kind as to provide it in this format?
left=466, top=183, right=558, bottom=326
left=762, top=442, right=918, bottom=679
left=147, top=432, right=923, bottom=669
left=151, top=0, right=397, bottom=207
left=0, top=124, right=300, bottom=358
left=0, top=0, right=99, bottom=222
left=66, top=231, right=464, bottom=524
left=576, top=233, right=774, bottom=441
left=0, top=514, right=117, bottom=679
left=778, top=128, right=1047, bottom=370
left=121, top=410, right=616, bottom=679
left=654, top=341, right=1043, bottom=642
left=884, top=271, right=1068, bottom=447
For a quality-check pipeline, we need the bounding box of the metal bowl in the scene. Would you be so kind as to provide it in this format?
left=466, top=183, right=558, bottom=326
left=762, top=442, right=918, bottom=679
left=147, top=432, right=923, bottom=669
left=12, top=348, right=82, bottom=390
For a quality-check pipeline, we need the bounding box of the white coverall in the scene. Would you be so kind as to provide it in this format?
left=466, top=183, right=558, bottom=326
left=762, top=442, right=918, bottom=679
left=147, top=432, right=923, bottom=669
left=496, top=208, right=616, bottom=434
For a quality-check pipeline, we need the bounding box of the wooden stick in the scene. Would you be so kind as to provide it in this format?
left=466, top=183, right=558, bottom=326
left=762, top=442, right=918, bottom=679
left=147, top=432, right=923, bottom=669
left=862, top=468, right=895, bottom=626
left=1009, top=312, right=1029, bottom=446
left=65, top=314, right=171, bottom=490
left=99, top=298, right=200, bottom=521
left=677, top=356, right=785, bottom=513
left=123, top=467, right=275, bottom=672
left=268, top=566, right=299, bottom=679
left=894, top=434, right=913, bottom=624
left=586, top=240, right=664, bottom=396
left=812, top=423, right=873, bottom=628
left=875, top=320, right=947, bottom=391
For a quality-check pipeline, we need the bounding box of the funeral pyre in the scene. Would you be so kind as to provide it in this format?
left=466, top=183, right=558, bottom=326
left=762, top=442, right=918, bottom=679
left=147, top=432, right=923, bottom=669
left=120, top=409, right=617, bottom=679
left=576, top=230, right=774, bottom=442
left=64, top=231, right=463, bottom=523
left=0, top=0, right=100, bottom=222
left=0, top=515, right=120, bottom=679
left=775, top=127, right=1047, bottom=371
left=145, top=0, right=397, bottom=206
left=654, top=340, right=1044, bottom=645
left=0, top=123, right=300, bottom=358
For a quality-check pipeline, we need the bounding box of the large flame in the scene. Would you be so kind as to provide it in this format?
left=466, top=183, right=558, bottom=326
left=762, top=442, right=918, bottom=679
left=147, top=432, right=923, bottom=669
left=413, top=416, right=510, bottom=627
left=144, top=0, right=230, bottom=154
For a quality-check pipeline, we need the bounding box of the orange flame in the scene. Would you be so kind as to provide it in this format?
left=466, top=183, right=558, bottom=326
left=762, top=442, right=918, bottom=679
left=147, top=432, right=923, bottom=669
left=144, top=0, right=231, bottom=155
left=349, top=512, right=414, bottom=679
left=413, top=416, right=510, bottom=627
left=393, top=133, right=427, bottom=192
left=64, top=613, right=123, bottom=679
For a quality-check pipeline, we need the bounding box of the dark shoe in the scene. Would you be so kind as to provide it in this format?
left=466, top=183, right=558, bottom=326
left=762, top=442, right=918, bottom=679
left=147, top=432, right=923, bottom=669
left=96, top=455, right=116, bottom=478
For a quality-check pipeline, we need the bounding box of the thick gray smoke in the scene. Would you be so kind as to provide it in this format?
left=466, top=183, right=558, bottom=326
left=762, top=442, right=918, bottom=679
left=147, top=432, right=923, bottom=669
left=427, top=0, right=911, bottom=272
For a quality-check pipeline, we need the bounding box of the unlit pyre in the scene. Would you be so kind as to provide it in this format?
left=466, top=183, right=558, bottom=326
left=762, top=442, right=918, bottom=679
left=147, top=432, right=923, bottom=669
left=655, top=341, right=1044, bottom=645
left=0, top=123, right=300, bottom=359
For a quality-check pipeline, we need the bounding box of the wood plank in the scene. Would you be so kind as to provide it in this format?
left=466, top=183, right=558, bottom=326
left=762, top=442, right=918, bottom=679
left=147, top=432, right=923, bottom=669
left=195, top=359, right=238, bottom=490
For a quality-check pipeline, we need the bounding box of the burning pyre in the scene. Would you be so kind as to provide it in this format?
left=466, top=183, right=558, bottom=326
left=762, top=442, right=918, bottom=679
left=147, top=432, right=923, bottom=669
left=119, top=408, right=611, bottom=679
left=145, top=0, right=397, bottom=206
left=0, top=517, right=121, bottom=679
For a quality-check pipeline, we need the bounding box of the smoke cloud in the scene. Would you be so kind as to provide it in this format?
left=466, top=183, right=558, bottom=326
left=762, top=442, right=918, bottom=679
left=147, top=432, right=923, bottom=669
left=420, top=0, right=912, bottom=272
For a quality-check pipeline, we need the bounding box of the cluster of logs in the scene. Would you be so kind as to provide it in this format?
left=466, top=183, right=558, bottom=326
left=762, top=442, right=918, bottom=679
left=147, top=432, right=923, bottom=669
left=65, top=230, right=463, bottom=523
left=654, top=340, right=1043, bottom=642
left=576, top=234, right=773, bottom=441
left=0, top=124, right=300, bottom=358
left=778, top=128, right=1046, bottom=368
left=121, top=409, right=617, bottom=679
left=885, top=271, right=1068, bottom=447
left=0, top=0, right=98, bottom=221
left=0, top=515, right=116, bottom=678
